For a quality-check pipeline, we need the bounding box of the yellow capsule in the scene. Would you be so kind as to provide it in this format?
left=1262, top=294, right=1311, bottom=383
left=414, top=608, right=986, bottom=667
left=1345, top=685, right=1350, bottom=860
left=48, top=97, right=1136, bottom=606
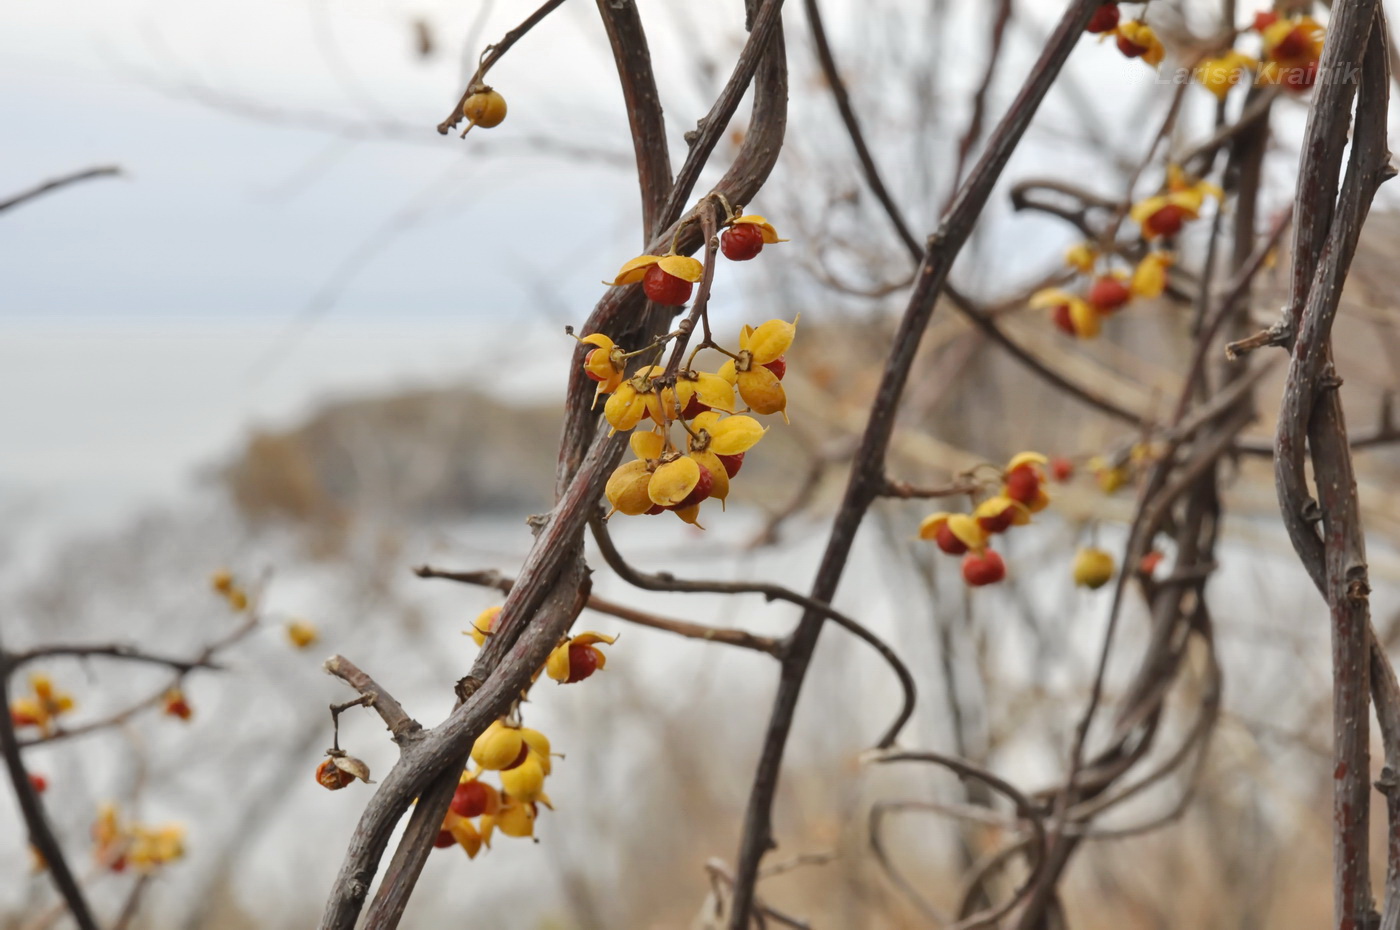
left=286, top=620, right=319, bottom=649
left=466, top=607, right=501, bottom=647
left=520, top=728, right=552, bottom=775
left=471, top=720, right=525, bottom=770
left=499, top=753, right=547, bottom=803
left=495, top=797, right=536, bottom=838
left=462, top=88, right=507, bottom=129
left=743, top=318, right=797, bottom=365
left=1072, top=547, right=1116, bottom=589
left=648, top=457, right=701, bottom=507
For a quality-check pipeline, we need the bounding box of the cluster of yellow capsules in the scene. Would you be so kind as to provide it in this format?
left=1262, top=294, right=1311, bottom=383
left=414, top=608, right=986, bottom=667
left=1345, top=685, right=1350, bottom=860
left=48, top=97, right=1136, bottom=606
left=587, top=211, right=793, bottom=528
left=91, top=803, right=185, bottom=873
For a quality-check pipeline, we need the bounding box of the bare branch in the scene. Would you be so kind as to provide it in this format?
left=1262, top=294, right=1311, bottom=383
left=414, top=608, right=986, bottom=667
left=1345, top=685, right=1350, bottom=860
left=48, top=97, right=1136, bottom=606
left=0, top=166, right=121, bottom=214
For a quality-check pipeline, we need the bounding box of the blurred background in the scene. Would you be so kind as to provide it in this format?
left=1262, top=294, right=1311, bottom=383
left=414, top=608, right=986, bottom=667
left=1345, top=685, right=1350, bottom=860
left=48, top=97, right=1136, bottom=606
left=4, top=0, right=1400, bottom=927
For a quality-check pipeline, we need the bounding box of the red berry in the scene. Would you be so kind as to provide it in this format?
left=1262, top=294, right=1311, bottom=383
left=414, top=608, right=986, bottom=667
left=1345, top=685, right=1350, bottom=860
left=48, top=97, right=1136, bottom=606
left=717, top=453, right=745, bottom=478
left=451, top=780, right=489, bottom=818
left=1050, top=457, right=1074, bottom=483
left=1272, top=25, right=1311, bottom=60
left=28, top=773, right=47, bottom=794
left=110, top=856, right=128, bottom=873
left=642, top=264, right=692, bottom=305
left=962, top=550, right=1007, bottom=587
left=978, top=510, right=1016, bottom=535
left=1005, top=466, right=1041, bottom=505
left=762, top=357, right=786, bottom=380
left=1139, top=550, right=1165, bottom=575
left=721, top=224, right=765, bottom=261
left=565, top=643, right=601, bottom=683
left=434, top=829, right=456, bottom=849
left=645, top=503, right=665, bottom=515
left=671, top=465, right=713, bottom=510
left=1253, top=11, right=1279, bottom=31
left=1087, top=276, right=1131, bottom=313
left=1051, top=303, right=1076, bottom=336
left=583, top=348, right=606, bottom=382
left=934, top=522, right=968, bottom=556
left=1085, top=3, right=1119, bottom=34
left=1144, top=204, right=1187, bottom=238
left=1284, top=60, right=1318, bottom=91
left=1116, top=34, right=1148, bottom=59
left=681, top=395, right=709, bottom=419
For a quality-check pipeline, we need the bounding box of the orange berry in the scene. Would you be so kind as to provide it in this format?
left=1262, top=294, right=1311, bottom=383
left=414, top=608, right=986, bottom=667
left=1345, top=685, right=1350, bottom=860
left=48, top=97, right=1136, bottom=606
left=315, top=758, right=354, bottom=791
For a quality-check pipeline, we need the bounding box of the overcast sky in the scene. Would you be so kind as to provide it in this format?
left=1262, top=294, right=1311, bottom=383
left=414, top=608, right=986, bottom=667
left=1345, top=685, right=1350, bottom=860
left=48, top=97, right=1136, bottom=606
left=0, top=0, right=1347, bottom=512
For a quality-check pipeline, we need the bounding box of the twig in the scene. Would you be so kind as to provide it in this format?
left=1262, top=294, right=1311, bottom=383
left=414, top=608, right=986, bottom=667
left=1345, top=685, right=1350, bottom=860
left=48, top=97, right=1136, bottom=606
left=323, top=656, right=420, bottom=744
left=5, top=643, right=222, bottom=675
left=435, top=0, right=569, bottom=135
left=0, top=626, right=100, bottom=930
left=723, top=4, right=1107, bottom=924
left=873, top=750, right=1049, bottom=930
left=1269, top=7, right=1391, bottom=927
left=0, top=166, right=121, bottom=214
left=590, top=514, right=915, bottom=748
left=594, top=0, right=672, bottom=240
left=413, top=564, right=783, bottom=656
left=319, top=4, right=793, bottom=925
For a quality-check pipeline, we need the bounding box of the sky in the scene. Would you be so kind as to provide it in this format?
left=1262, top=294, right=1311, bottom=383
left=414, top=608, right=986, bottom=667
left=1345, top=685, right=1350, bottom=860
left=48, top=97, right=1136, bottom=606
left=0, top=0, right=1357, bottom=517
left=0, top=0, right=666, bottom=323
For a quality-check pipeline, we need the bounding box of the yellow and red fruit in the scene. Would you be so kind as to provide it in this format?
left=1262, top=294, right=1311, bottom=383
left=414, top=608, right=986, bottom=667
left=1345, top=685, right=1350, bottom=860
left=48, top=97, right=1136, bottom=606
left=1088, top=276, right=1131, bottom=313
left=721, top=224, right=766, bottom=261
left=1085, top=2, right=1119, bottom=33
left=546, top=632, right=616, bottom=684
left=962, top=550, right=1006, bottom=587
left=643, top=264, right=693, bottom=306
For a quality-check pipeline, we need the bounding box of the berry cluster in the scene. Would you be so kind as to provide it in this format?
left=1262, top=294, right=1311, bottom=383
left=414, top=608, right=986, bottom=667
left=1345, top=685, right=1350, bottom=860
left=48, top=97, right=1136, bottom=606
left=1087, top=4, right=1325, bottom=97
left=9, top=673, right=75, bottom=737
left=432, top=720, right=557, bottom=854
left=918, top=453, right=1051, bottom=587
left=210, top=568, right=250, bottom=612
left=1032, top=163, right=1220, bottom=338
left=1033, top=247, right=1173, bottom=340
left=91, top=802, right=185, bottom=873
left=1084, top=3, right=1165, bottom=65
left=591, top=210, right=793, bottom=528
left=605, top=215, right=786, bottom=307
